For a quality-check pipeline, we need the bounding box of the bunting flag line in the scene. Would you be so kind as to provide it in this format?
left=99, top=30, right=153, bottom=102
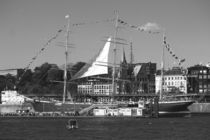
left=163, top=36, right=186, bottom=66
left=118, top=18, right=161, bottom=34
left=19, top=26, right=65, bottom=81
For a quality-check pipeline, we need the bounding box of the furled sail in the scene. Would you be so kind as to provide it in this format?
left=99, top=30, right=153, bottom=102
left=72, top=37, right=111, bottom=79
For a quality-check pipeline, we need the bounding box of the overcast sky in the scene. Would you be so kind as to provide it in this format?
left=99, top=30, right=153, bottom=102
left=0, top=0, right=210, bottom=70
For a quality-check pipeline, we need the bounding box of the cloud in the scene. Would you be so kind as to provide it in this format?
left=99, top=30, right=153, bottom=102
left=138, top=22, right=162, bottom=33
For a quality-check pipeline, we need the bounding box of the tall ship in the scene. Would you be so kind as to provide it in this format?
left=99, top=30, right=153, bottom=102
left=31, top=14, right=194, bottom=116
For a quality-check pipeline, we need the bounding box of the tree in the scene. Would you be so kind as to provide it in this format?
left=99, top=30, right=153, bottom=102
left=0, top=75, right=6, bottom=92
left=70, top=62, right=86, bottom=76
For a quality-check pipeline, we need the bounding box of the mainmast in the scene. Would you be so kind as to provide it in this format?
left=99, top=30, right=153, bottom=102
left=112, top=11, right=119, bottom=98
left=63, top=14, right=70, bottom=103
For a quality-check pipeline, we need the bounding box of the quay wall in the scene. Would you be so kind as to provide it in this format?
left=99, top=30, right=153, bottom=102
left=188, top=103, right=210, bottom=113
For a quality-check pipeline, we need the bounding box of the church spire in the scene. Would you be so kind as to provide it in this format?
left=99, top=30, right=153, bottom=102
left=121, top=47, right=127, bottom=64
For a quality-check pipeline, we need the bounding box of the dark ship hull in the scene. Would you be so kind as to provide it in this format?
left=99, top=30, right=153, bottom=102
left=31, top=101, right=91, bottom=113
left=31, top=100, right=194, bottom=117
left=157, top=100, right=194, bottom=116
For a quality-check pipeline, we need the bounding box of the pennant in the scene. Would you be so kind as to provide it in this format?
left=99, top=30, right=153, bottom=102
left=164, top=37, right=186, bottom=66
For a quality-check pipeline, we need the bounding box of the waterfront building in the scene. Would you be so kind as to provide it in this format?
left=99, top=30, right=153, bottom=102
left=77, top=80, right=118, bottom=96
left=155, top=67, right=187, bottom=94
left=187, top=65, right=210, bottom=93
left=77, top=62, right=156, bottom=96
left=1, top=90, right=25, bottom=104
left=131, top=62, right=156, bottom=94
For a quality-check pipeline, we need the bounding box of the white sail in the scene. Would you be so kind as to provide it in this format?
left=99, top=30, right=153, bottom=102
left=72, top=37, right=111, bottom=79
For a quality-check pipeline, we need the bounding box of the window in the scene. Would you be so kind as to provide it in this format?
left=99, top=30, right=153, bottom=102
left=203, top=70, right=207, bottom=74
left=199, top=84, right=202, bottom=88
left=199, top=75, right=203, bottom=79
left=203, top=75, right=207, bottom=79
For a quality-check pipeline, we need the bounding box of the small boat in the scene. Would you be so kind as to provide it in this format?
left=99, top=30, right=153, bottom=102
left=66, top=119, right=78, bottom=130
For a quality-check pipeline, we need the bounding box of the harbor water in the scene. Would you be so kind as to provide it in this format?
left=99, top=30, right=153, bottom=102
left=0, top=114, right=210, bottom=140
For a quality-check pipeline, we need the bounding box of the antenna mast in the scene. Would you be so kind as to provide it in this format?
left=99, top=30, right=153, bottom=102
left=63, top=14, right=70, bottom=103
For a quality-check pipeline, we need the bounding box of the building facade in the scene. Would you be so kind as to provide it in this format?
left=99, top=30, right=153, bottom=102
left=77, top=62, right=157, bottom=96
left=77, top=80, right=119, bottom=96
left=187, top=65, right=210, bottom=93
left=132, top=62, right=156, bottom=94
left=155, top=67, right=187, bottom=94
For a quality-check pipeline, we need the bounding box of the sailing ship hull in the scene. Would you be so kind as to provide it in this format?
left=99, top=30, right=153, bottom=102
left=31, top=101, right=91, bottom=113
left=157, top=100, right=194, bottom=116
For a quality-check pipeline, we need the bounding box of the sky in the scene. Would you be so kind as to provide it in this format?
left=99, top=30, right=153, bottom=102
left=0, top=0, right=210, bottom=70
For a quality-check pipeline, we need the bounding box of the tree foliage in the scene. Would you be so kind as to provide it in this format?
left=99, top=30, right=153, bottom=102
left=0, top=62, right=86, bottom=96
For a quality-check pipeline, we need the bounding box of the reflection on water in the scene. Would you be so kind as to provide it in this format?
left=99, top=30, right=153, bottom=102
left=0, top=114, right=210, bottom=140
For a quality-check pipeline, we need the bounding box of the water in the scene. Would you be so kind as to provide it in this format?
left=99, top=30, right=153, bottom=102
left=0, top=114, right=210, bottom=140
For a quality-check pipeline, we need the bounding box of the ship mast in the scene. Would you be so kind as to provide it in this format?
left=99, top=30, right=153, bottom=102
left=160, top=32, right=166, bottom=100
left=112, top=11, right=119, bottom=99
left=63, top=14, right=70, bottom=103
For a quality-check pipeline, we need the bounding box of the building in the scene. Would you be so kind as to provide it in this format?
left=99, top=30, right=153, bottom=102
left=1, top=90, right=25, bottom=105
left=77, top=62, right=157, bottom=96
left=77, top=80, right=118, bottom=96
left=131, top=62, right=156, bottom=94
left=155, top=67, right=187, bottom=94
left=187, top=65, right=210, bottom=93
